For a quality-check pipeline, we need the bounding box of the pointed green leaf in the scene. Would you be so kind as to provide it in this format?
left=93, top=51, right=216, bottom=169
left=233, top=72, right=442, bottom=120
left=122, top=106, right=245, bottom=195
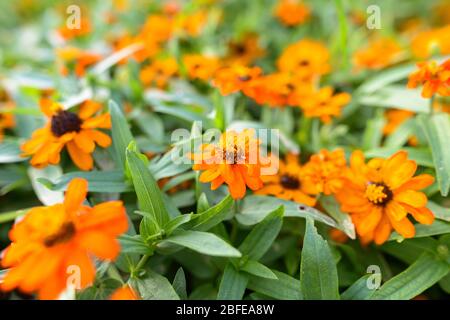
left=217, top=263, right=248, bottom=300
left=109, top=100, right=134, bottom=168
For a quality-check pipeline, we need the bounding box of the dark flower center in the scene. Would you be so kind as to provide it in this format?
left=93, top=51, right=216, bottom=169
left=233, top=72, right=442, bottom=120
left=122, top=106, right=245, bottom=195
left=365, top=182, right=393, bottom=206
left=238, top=75, right=251, bottom=82
left=51, top=110, right=82, bottom=137
left=298, top=59, right=310, bottom=67
left=44, top=222, right=76, bottom=247
left=280, top=174, right=300, bottom=189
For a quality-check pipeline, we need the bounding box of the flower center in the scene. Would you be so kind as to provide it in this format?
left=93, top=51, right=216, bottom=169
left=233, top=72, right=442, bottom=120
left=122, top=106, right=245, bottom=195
left=238, top=75, right=251, bottom=82
left=222, top=146, right=246, bottom=164
left=43, top=222, right=76, bottom=247
left=280, top=174, right=301, bottom=189
left=365, top=183, right=393, bottom=206
left=51, top=110, right=82, bottom=137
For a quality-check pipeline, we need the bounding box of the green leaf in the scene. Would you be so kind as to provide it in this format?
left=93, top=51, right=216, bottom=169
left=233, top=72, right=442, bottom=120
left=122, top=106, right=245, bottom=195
left=341, top=275, right=376, bottom=300
left=217, top=263, right=248, bottom=300
left=417, top=113, right=450, bottom=196
left=28, top=166, right=64, bottom=206
left=0, top=208, right=28, bottom=224
left=389, top=220, right=450, bottom=241
left=126, top=147, right=171, bottom=236
left=239, top=206, right=283, bottom=261
left=300, top=218, right=340, bottom=300
left=164, top=214, right=192, bottom=235
left=119, top=234, right=152, bottom=255
left=241, top=260, right=278, bottom=280
left=247, top=270, right=303, bottom=300
left=172, top=267, right=187, bottom=300
left=384, top=118, right=416, bottom=148
left=186, top=195, right=233, bottom=231
left=365, top=147, right=433, bottom=167
left=356, top=63, right=416, bottom=94
left=439, top=273, right=450, bottom=294
left=36, top=170, right=130, bottom=193
left=132, top=270, right=180, bottom=300
left=159, top=230, right=241, bottom=258
left=109, top=100, right=134, bottom=168
left=238, top=195, right=337, bottom=228
left=319, top=195, right=355, bottom=239
left=371, top=253, right=449, bottom=300
left=427, top=201, right=450, bottom=222
left=362, top=113, right=385, bottom=150
left=0, top=139, right=26, bottom=163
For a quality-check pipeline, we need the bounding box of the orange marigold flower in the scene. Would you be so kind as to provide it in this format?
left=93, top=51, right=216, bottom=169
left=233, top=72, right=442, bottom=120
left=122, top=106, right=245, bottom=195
left=254, top=153, right=317, bottom=206
left=58, top=17, right=91, bottom=40
left=212, top=65, right=262, bottom=96
left=407, top=60, right=450, bottom=98
left=226, top=33, right=265, bottom=66
left=411, top=25, right=450, bottom=59
left=110, top=285, right=140, bottom=300
left=191, top=129, right=264, bottom=199
left=298, top=87, right=351, bottom=123
left=277, top=39, right=330, bottom=79
left=1, top=178, right=128, bottom=299
left=140, top=58, right=178, bottom=88
left=56, top=47, right=102, bottom=77
left=21, top=100, right=112, bottom=171
left=274, top=0, right=311, bottom=26
left=302, top=149, right=347, bottom=195
left=0, top=112, right=15, bottom=142
left=353, top=38, right=403, bottom=70
left=183, top=54, right=220, bottom=81
left=335, top=150, right=435, bottom=245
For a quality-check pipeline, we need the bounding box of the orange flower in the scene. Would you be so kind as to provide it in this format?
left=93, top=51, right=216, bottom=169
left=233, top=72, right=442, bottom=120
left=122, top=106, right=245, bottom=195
left=226, top=33, right=265, bottom=66
left=140, top=58, right=178, bottom=88
left=353, top=38, right=403, bottom=70
left=1, top=178, right=128, bottom=299
left=277, top=39, right=330, bottom=79
left=140, top=14, right=174, bottom=44
left=0, top=112, right=15, bottom=142
left=383, top=109, right=418, bottom=146
left=212, top=65, right=262, bottom=95
left=56, top=47, right=102, bottom=77
left=191, top=129, right=264, bottom=199
left=298, top=87, right=351, bottom=123
left=177, top=11, right=208, bottom=37
left=113, top=33, right=160, bottom=64
left=335, top=150, right=435, bottom=245
left=110, top=285, right=140, bottom=300
left=21, top=100, right=112, bottom=171
left=411, top=25, right=450, bottom=59
left=329, top=228, right=349, bottom=243
left=274, top=0, right=310, bottom=26
left=302, top=149, right=347, bottom=195
left=183, top=54, right=220, bottom=81
left=254, top=153, right=317, bottom=206
left=58, top=17, right=91, bottom=40
left=407, top=59, right=450, bottom=98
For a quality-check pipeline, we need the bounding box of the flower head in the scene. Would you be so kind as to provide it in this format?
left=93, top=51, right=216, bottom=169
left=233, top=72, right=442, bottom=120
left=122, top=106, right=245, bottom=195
left=1, top=178, right=128, bottom=299
left=21, top=100, right=112, bottom=170
left=302, top=149, right=347, bottom=195
left=140, top=58, right=178, bottom=88
left=274, top=0, right=311, bottom=26
left=407, top=59, right=450, bottom=98
left=212, top=65, right=262, bottom=95
left=298, top=87, right=351, bottom=123
left=411, top=26, right=450, bottom=59
left=56, top=47, right=102, bottom=77
left=226, top=33, right=265, bottom=66
left=58, top=17, right=91, bottom=40
left=353, top=38, right=403, bottom=70
left=110, top=285, right=140, bottom=300
left=191, top=129, right=264, bottom=199
left=255, top=153, right=317, bottom=206
left=335, top=151, right=434, bottom=245
left=183, top=54, right=220, bottom=81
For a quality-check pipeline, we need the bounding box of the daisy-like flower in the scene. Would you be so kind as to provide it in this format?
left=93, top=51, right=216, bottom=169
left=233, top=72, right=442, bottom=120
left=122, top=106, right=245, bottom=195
left=302, top=149, right=347, bottom=195
left=298, top=86, right=351, bottom=123
left=21, top=100, right=112, bottom=171
left=353, top=38, right=403, bottom=70
left=183, top=54, right=220, bottom=81
left=277, top=39, right=330, bottom=79
left=411, top=25, right=450, bottom=59
left=177, top=10, right=208, bottom=37
left=140, top=58, right=178, bottom=88
left=335, top=150, right=435, bottom=245
left=191, top=129, right=264, bottom=199
left=226, top=33, right=265, bottom=66
left=274, top=0, right=311, bottom=27
left=407, top=59, right=450, bottom=98
left=212, top=65, right=262, bottom=96
left=1, top=178, right=128, bottom=299
left=255, top=153, right=317, bottom=206
left=110, top=285, right=140, bottom=300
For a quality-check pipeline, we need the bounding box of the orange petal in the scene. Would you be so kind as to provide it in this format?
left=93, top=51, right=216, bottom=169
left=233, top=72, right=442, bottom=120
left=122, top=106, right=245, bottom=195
left=67, top=141, right=94, bottom=171
left=395, top=174, right=434, bottom=193
left=403, top=204, right=435, bottom=225
left=394, top=190, right=427, bottom=208
left=64, top=178, right=88, bottom=213
left=356, top=207, right=382, bottom=236
left=77, top=231, right=121, bottom=260
left=87, top=130, right=112, bottom=148
left=386, top=201, right=407, bottom=221
left=373, top=214, right=392, bottom=245
left=389, top=216, right=415, bottom=239
left=74, top=130, right=96, bottom=153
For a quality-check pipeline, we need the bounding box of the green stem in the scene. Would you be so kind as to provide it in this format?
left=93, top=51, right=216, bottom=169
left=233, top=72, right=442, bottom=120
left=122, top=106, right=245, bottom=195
left=0, top=209, right=29, bottom=224
left=131, top=254, right=151, bottom=278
